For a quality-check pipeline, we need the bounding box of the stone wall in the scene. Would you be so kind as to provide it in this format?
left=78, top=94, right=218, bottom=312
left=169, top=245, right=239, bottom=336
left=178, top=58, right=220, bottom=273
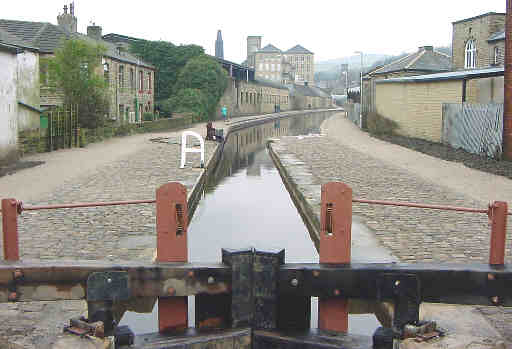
left=452, top=13, right=505, bottom=70
left=376, top=80, right=463, bottom=142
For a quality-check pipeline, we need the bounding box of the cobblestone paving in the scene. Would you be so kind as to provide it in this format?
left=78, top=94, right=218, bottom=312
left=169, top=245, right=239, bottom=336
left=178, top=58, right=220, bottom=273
left=0, top=125, right=218, bottom=348
left=272, top=127, right=512, bottom=347
left=275, top=136, right=511, bottom=264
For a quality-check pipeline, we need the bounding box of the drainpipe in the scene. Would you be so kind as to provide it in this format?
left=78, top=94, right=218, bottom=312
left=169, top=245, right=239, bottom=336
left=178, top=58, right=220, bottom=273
left=504, top=0, right=512, bottom=159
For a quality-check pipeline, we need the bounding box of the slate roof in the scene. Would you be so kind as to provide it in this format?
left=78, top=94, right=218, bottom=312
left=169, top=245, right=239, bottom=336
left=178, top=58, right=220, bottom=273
left=258, top=44, right=282, bottom=53
left=488, top=30, right=505, bottom=42
left=368, top=47, right=451, bottom=76
left=452, top=12, right=505, bottom=25
left=376, top=66, right=504, bottom=84
left=0, top=27, right=37, bottom=51
left=254, top=78, right=288, bottom=90
left=285, top=45, right=313, bottom=54
left=0, top=19, right=154, bottom=68
left=288, top=84, right=329, bottom=97
left=0, top=19, right=68, bottom=53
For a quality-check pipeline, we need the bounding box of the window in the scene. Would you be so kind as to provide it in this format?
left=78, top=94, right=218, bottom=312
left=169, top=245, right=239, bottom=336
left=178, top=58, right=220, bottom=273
left=259, top=63, right=263, bottom=70
left=271, top=64, right=275, bottom=72
left=494, top=46, right=500, bottom=65
left=130, top=68, right=134, bottom=90
left=265, top=63, right=269, bottom=71
left=139, top=70, right=144, bottom=90
left=277, top=64, right=280, bottom=71
left=465, top=40, right=476, bottom=69
left=118, top=65, right=124, bottom=89
left=148, top=72, right=152, bottom=91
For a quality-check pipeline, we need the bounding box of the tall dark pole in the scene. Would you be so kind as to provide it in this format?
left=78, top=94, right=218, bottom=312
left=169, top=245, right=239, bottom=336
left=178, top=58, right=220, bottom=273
left=504, top=0, right=512, bottom=159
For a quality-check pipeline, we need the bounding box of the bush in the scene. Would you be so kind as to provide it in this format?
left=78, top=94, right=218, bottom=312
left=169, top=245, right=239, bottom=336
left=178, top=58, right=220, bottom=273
left=367, top=112, right=399, bottom=136
left=143, top=113, right=155, bottom=121
left=114, top=123, right=136, bottom=136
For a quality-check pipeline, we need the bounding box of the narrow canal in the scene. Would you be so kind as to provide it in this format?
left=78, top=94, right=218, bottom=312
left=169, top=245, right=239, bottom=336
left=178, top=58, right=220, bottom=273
left=120, top=113, right=380, bottom=336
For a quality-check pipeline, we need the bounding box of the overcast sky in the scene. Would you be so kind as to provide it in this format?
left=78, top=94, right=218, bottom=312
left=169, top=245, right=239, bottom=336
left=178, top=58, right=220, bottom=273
left=2, top=1, right=507, bottom=64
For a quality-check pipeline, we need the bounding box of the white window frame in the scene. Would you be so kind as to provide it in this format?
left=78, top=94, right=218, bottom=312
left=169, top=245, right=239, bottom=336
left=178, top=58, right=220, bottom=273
left=494, top=46, right=500, bottom=65
left=465, top=39, right=476, bottom=69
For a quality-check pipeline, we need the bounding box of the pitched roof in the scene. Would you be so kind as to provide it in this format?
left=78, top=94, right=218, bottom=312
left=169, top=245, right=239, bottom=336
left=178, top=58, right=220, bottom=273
left=285, top=44, right=313, bottom=54
left=102, top=33, right=143, bottom=45
left=368, top=47, right=451, bottom=76
left=0, top=27, right=37, bottom=50
left=258, top=44, right=281, bottom=53
left=452, top=12, right=505, bottom=25
left=0, top=19, right=69, bottom=53
left=488, top=30, right=505, bottom=42
left=376, top=66, right=503, bottom=84
left=0, top=19, right=154, bottom=68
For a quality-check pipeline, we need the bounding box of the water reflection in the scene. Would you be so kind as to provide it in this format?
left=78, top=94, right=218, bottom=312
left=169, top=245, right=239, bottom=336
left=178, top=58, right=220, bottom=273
left=120, top=112, right=380, bottom=336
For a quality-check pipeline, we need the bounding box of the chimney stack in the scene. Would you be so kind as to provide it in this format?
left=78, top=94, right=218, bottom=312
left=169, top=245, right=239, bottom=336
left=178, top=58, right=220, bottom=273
left=87, top=24, right=102, bottom=41
left=57, top=3, right=77, bottom=33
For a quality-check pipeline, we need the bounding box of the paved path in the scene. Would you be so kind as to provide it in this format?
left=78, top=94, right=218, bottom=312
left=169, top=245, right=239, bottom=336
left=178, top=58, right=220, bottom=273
left=270, top=112, right=512, bottom=347
left=0, top=121, right=225, bottom=348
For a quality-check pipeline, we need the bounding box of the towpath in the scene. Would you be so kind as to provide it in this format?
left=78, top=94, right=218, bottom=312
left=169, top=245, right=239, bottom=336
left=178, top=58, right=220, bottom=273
left=270, top=112, right=512, bottom=347
left=0, top=120, right=225, bottom=348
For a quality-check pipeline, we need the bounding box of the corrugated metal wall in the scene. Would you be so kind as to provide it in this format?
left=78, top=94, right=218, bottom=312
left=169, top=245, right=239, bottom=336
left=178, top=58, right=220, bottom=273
left=442, top=103, right=503, bottom=158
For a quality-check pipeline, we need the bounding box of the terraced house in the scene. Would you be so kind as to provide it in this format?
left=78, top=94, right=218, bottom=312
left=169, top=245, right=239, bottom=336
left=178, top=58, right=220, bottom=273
left=0, top=4, right=155, bottom=123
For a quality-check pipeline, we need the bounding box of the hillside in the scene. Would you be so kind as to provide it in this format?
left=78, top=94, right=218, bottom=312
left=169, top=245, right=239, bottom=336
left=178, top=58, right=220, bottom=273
left=315, top=54, right=392, bottom=72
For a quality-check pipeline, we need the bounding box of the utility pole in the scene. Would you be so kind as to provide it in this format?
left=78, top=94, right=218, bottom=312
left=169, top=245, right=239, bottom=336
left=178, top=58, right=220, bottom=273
left=504, top=0, right=512, bottom=159
left=355, top=51, right=364, bottom=127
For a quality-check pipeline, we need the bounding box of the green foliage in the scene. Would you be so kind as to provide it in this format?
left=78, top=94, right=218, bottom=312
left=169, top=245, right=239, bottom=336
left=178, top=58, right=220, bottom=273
left=47, top=38, right=110, bottom=129
left=171, top=55, right=228, bottom=120
left=367, top=112, right=399, bottom=135
left=156, top=100, right=173, bottom=118
left=130, top=40, right=204, bottom=101
left=143, top=112, right=155, bottom=121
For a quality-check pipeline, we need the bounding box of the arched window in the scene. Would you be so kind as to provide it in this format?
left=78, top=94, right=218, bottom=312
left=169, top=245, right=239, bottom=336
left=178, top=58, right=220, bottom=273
left=465, top=40, right=476, bottom=69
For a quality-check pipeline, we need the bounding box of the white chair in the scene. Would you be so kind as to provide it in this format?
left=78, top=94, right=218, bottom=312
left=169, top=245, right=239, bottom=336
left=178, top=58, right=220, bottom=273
left=180, top=131, right=205, bottom=169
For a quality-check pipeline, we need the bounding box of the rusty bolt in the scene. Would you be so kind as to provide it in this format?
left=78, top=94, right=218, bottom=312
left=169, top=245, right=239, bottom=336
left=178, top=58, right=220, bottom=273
left=188, top=271, right=194, bottom=278
left=290, top=278, right=299, bottom=287
left=8, top=292, right=17, bottom=301
left=491, top=296, right=500, bottom=305
left=334, top=289, right=340, bottom=296
left=312, top=271, right=320, bottom=277
left=488, top=273, right=496, bottom=281
left=13, top=270, right=23, bottom=279
left=167, top=287, right=176, bottom=296
left=207, top=276, right=215, bottom=284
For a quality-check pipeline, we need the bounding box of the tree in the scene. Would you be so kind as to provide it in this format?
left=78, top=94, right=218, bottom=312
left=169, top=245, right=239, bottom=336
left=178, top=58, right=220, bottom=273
left=46, top=38, right=110, bottom=128
left=130, top=40, right=204, bottom=101
left=170, top=54, right=228, bottom=120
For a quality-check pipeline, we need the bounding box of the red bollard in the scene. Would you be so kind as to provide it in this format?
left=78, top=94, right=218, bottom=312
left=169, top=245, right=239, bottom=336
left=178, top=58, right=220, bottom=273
left=489, top=201, right=508, bottom=265
left=2, top=199, right=20, bottom=261
left=156, top=183, right=188, bottom=332
left=318, top=182, right=352, bottom=333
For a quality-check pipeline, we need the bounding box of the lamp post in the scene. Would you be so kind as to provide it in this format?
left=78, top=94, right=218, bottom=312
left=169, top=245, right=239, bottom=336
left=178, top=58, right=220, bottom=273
left=354, top=51, right=364, bottom=127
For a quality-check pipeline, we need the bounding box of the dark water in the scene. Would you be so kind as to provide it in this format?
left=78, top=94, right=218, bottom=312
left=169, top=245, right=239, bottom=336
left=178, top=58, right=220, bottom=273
left=119, top=113, right=380, bottom=336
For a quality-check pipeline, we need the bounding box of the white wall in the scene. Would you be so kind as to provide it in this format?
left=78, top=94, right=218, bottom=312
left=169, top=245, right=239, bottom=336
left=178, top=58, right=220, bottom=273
left=0, top=50, right=18, bottom=164
left=16, top=50, right=40, bottom=131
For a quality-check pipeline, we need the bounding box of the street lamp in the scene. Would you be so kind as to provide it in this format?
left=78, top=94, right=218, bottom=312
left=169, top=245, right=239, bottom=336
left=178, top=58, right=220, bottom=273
left=354, top=51, right=364, bottom=127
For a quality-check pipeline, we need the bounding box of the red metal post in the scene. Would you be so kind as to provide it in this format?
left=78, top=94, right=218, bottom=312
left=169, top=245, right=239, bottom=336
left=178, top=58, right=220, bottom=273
left=489, top=201, right=508, bottom=265
left=2, top=199, right=20, bottom=261
left=318, top=182, right=352, bottom=333
left=156, top=183, right=188, bottom=332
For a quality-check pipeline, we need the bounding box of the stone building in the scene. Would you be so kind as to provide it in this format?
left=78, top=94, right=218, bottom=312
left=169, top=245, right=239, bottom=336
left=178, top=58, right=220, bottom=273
left=245, top=36, right=314, bottom=86
left=0, top=4, right=155, bottom=123
left=362, top=46, right=451, bottom=115
left=452, top=12, right=505, bottom=70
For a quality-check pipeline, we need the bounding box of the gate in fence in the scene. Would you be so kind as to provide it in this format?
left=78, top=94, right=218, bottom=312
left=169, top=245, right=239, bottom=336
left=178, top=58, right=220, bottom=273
left=44, top=104, right=79, bottom=151
left=1, top=182, right=511, bottom=348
